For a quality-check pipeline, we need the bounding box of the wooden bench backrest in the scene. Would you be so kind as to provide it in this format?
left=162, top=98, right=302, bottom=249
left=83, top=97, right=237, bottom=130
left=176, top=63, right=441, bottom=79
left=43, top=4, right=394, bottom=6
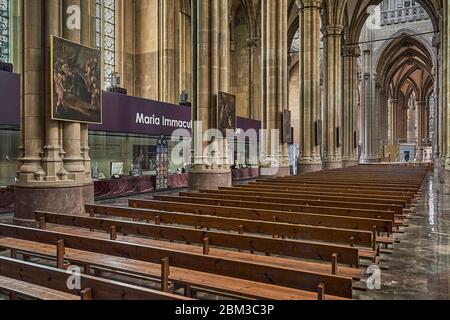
left=0, top=223, right=353, bottom=298
left=0, top=256, right=187, bottom=300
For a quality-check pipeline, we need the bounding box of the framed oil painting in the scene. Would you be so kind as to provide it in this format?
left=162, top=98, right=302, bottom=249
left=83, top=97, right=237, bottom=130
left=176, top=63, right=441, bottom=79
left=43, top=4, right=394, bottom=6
left=51, top=35, right=102, bottom=124
left=217, top=91, right=237, bottom=136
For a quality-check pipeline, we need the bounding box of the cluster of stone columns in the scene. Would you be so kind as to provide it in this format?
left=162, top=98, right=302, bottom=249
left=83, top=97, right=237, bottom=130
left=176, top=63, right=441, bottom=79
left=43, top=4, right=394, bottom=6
left=297, top=0, right=323, bottom=173
left=297, top=0, right=354, bottom=172
left=15, top=0, right=94, bottom=225
left=342, top=45, right=360, bottom=167
left=188, top=0, right=232, bottom=190
left=259, top=0, right=290, bottom=177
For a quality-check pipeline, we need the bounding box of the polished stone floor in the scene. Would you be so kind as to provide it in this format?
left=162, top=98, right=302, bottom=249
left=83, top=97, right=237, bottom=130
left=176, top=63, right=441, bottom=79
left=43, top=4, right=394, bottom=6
left=356, top=171, right=450, bottom=300
left=1, top=173, right=450, bottom=300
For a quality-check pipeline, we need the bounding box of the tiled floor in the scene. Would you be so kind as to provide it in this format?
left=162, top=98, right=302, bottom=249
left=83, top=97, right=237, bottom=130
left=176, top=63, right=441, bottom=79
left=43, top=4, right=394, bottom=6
left=1, top=174, right=449, bottom=300
left=355, top=171, right=450, bottom=300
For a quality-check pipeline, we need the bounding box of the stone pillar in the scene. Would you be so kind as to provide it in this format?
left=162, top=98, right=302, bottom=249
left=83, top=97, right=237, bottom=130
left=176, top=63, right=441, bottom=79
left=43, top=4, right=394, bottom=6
left=297, top=0, right=323, bottom=173
left=417, top=100, right=427, bottom=148
left=158, top=0, right=178, bottom=104
left=379, top=89, right=388, bottom=160
left=259, top=0, right=290, bottom=177
left=440, top=5, right=448, bottom=184
left=62, top=0, right=86, bottom=181
left=80, top=0, right=96, bottom=182
left=342, top=45, right=360, bottom=168
left=188, top=0, right=232, bottom=190
left=360, top=47, right=381, bottom=164
left=322, top=24, right=343, bottom=170
left=15, top=0, right=93, bottom=225
left=391, top=99, right=399, bottom=145
left=179, top=1, right=192, bottom=99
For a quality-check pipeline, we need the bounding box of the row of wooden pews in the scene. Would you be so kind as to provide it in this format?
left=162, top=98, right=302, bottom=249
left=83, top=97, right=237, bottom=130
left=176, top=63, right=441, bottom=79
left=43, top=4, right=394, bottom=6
left=0, top=164, right=428, bottom=300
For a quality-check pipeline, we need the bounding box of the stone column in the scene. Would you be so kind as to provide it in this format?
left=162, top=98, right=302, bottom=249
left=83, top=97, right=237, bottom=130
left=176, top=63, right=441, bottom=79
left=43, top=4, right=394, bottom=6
left=441, top=4, right=448, bottom=186
left=297, top=0, right=323, bottom=173
left=80, top=0, right=96, bottom=182
left=260, top=0, right=290, bottom=177
left=15, top=0, right=94, bottom=225
left=417, top=100, right=427, bottom=147
left=158, top=0, right=178, bottom=104
left=379, top=89, right=388, bottom=160
left=188, top=0, right=232, bottom=190
left=342, top=45, right=360, bottom=168
left=322, top=24, right=343, bottom=170
left=62, top=0, right=86, bottom=181
left=391, top=99, right=399, bottom=145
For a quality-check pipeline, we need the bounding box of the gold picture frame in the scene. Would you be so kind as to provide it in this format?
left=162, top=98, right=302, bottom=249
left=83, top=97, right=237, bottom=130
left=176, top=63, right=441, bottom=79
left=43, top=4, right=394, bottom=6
left=50, top=35, right=102, bottom=125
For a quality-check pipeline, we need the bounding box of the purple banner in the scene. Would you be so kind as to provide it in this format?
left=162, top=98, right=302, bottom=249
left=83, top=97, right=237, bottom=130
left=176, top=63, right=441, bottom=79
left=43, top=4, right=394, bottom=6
left=0, top=84, right=262, bottom=141
left=90, top=91, right=192, bottom=136
left=0, top=71, right=20, bottom=126
left=91, top=92, right=261, bottom=140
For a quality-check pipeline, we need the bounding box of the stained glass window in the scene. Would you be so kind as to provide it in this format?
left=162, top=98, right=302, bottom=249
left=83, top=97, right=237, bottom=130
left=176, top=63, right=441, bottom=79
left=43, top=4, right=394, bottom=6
left=0, top=0, right=10, bottom=63
left=96, top=0, right=116, bottom=88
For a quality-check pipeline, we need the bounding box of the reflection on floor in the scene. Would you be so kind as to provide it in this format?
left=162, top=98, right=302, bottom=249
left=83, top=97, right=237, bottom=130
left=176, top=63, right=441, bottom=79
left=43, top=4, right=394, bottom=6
left=0, top=174, right=449, bottom=300
left=356, top=172, right=450, bottom=300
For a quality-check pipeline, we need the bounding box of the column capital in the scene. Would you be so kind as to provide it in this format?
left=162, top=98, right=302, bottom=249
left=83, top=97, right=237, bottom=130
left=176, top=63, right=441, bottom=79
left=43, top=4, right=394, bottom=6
left=322, top=24, right=344, bottom=37
left=296, top=0, right=322, bottom=10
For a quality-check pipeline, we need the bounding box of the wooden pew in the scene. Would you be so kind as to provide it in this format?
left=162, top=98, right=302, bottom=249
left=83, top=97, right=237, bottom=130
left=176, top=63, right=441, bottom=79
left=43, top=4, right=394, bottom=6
left=35, top=211, right=363, bottom=264
left=83, top=204, right=367, bottom=280
left=232, top=185, right=413, bottom=203
left=0, top=256, right=187, bottom=300
left=178, top=191, right=404, bottom=215
left=115, top=201, right=393, bottom=234
left=0, top=237, right=346, bottom=300
left=208, top=188, right=408, bottom=207
left=144, top=197, right=396, bottom=221
left=0, top=223, right=354, bottom=298
left=258, top=178, right=421, bottom=190
left=248, top=181, right=416, bottom=196
left=0, top=275, right=80, bottom=300
left=38, top=209, right=373, bottom=248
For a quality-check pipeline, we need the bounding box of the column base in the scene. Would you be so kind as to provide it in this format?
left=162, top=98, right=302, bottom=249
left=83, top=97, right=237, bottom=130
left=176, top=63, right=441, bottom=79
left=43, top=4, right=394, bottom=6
left=188, top=170, right=232, bottom=191
left=322, top=161, right=343, bottom=170
left=437, top=161, right=445, bottom=184
left=442, top=170, right=450, bottom=194
left=14, top=183, right=94, bottom=225
left=342, top=160, right=359, bottom=168
left=360, top=158, right=382, bottom=164
left=297, top=163, right=323, bottom=174
left=260, top=166, right=290, bottom=178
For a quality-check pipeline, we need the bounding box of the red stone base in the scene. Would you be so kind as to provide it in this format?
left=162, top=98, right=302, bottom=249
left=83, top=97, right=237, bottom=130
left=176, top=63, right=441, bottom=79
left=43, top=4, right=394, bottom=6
left=188, top=171, right=232, bottom=191
left=443, top=170, right=450, bottom=194
left=342, top=160, right=359, bottom=168
left=297, top=163, right=323, bottom=174
left=322, top=161, right=343, bottom=170
left=14, top=183, right=94, bottom=225
left=260, top=166, right=291, bottom=178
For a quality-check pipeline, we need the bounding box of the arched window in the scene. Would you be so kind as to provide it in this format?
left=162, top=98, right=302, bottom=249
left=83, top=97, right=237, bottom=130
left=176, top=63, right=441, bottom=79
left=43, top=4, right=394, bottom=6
left=96, top=0, right=116, bottom=88
left=0, top=0, right=10, bottom=63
